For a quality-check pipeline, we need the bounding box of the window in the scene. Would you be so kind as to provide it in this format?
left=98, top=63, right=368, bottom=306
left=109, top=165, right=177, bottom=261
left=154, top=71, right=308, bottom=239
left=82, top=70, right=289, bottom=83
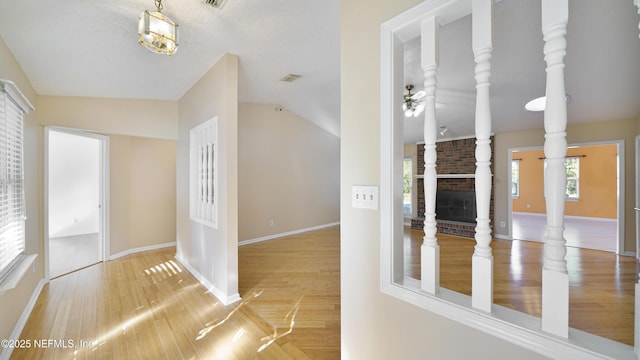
left=511, top=160, right=519, bottom=198
left=565, top=156, right=579, bottom=199
left=403, top=158, right=412, bottom=215
left=379, top=1, right=627, bottom=358
left=189, top=117, right=218, bottom=228
left=0, top=80, right=31, bottom=282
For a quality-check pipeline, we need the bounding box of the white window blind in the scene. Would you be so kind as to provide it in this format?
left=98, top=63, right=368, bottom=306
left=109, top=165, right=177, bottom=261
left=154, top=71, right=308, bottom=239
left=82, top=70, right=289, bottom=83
left=0, top=80, right=31, bottom=282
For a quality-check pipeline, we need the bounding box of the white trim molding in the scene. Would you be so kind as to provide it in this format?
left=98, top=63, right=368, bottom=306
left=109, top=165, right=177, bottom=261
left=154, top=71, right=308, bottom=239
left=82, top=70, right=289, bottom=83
left=109, top=242, right=176, bottom=261
left=0, top=79, right=34, bottom=113
left=174, top=254, right=241, bottom=306
left=238, top=222, right=340, bottom=247
left=0, top=279, right=46, bottom=360
left=380, top=1, right=636, bottom=358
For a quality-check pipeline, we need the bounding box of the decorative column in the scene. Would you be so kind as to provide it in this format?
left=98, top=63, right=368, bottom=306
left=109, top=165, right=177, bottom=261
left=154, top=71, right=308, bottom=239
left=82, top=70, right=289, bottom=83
left=471, top=0, right=493, bottom=313
left=421, top=17, right=440, bottom=294
left=541, top=0, right=569, bottom=338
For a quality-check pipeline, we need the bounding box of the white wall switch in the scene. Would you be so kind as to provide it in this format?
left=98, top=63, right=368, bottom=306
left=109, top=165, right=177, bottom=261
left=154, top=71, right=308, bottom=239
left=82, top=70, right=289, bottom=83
left=352, top=185, right=379, bottom=210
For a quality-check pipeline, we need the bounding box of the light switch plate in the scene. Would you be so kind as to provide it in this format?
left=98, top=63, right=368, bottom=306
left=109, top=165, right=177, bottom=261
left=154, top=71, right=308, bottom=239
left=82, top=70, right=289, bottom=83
left=352, top=185, right=379, bottom=210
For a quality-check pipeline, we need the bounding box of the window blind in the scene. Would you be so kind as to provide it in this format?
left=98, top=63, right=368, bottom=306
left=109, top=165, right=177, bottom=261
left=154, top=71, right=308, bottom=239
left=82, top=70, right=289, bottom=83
left=0, top=82, right=28, bottom=282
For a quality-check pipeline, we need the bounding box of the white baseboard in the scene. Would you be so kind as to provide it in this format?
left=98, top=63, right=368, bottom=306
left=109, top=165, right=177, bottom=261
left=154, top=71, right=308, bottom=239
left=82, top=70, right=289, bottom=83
left=494, top=234, right=512, bottom=240
left=174, top=254, right=241, bottom=306
left=109, top=242, right=176, bottom=261
left=1, top=279, right=47, bottom=360
left=238, top=221, right=340, bottom=246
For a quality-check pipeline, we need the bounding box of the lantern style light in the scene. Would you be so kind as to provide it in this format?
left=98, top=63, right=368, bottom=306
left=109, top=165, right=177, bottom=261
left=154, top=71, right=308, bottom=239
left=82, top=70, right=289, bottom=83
left=138, top=0, right=179, bottom=55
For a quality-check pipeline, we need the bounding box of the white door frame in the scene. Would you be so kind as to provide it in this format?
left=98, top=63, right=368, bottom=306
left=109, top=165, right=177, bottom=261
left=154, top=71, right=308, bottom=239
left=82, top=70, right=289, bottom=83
left=507, top=139, right=625, bottom=255
left=636, top=135, right=640, bottom=259
left=44, top=126, right=110, bottom=280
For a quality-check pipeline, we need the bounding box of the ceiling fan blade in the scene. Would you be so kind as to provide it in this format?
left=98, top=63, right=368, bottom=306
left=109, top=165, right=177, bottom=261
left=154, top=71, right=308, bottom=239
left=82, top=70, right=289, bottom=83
left=412, top=90, right=425, bottom=100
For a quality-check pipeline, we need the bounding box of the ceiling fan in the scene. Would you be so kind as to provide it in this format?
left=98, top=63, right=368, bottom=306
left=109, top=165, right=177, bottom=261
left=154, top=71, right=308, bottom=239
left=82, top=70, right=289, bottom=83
left=403, top=84, right=425, bottom=117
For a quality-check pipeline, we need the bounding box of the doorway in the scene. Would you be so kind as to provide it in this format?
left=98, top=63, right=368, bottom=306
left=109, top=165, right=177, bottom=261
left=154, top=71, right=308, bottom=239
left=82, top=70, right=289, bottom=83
left=509, top=141, right=622, bottom=254
left=46, top=128, right=109, bottom=278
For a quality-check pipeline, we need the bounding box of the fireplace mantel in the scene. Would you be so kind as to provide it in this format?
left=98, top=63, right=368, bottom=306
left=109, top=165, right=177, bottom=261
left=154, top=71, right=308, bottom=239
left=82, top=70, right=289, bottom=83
left=416, top=174, right=475, bottom=179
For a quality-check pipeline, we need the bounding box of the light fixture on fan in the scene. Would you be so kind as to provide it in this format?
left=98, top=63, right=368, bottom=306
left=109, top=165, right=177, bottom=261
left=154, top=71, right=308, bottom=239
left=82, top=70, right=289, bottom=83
left=138, top=0, right=179, bottom=55
left=524, top=94, right=570, bottom=112
left=403, top=84, right=425, bottom=117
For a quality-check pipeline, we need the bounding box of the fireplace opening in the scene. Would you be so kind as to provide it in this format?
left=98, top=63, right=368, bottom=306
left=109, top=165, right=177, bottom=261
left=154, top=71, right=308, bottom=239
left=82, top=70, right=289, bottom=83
left=436, top=191, right=476, bottom=224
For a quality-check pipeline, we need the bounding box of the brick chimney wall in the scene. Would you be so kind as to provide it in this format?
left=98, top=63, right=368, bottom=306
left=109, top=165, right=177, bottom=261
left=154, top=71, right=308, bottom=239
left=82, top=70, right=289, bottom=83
left=411, top=137, right=495, bottom=239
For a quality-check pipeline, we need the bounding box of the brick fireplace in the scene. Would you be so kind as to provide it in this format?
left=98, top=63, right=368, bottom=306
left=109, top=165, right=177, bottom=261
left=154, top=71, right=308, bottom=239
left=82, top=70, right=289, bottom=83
left=410, top=137, right=495, bottom=239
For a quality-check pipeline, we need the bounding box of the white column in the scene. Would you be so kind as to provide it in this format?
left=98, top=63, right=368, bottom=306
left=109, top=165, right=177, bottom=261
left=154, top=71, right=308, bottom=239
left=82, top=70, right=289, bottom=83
left=541, top=0, right=569, bottom=338
left=421, top=17, right=440, bottom=294
left=471, top=0, right=493, bottom=313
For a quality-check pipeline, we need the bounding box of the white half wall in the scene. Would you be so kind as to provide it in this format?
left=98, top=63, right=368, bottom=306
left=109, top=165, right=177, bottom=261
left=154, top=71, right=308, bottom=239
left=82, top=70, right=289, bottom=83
left=177, top=53, right=240, bottom=304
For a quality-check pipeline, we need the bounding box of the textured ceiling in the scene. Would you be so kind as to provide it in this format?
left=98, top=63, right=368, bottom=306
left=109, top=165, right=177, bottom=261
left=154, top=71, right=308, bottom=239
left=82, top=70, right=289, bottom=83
left=403, top=0, right=640, bottom=143
left=0, top=1, right=638, bottom=142
left=0, top=0, right=341, bottom=136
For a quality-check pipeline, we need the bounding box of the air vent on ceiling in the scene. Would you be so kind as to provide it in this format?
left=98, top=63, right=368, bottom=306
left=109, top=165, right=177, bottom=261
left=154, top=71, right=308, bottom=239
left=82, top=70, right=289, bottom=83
left=280, top=74, right=301, bottom=83
left=206, top=0, right=229, bottom=9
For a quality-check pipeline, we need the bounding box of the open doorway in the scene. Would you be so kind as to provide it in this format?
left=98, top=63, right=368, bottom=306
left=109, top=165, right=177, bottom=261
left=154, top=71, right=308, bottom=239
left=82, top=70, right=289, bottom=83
left=46, top=128, right=109, bottom=278
left=509, top=141, right=622, bottom=253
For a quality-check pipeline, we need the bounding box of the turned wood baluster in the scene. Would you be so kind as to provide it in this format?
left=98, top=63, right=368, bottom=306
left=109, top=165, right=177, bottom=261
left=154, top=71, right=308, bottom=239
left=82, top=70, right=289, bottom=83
left=472, top=0, right=493, bottom=313
left=541, top=0, right=569, bottom=338
left=421, top=17, right=440, bottom=294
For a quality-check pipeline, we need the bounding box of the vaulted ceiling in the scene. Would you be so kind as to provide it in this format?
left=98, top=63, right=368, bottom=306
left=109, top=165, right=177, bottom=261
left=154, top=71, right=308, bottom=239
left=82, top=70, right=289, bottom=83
left=0, top=1, right=638, bottom=143
left=403, top=0, right=640, bottom=143
left=0, top=0, right=341, bottom=136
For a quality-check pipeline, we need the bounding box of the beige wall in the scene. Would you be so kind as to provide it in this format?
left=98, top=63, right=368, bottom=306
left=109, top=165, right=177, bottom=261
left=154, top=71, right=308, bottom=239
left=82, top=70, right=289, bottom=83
left=0, top=36, right=42, bottom=350
left=38, top=96, right=178, bottom=140
left=238, top=103, right=339, bottom=241
left=494, top=117, right=638, bottom=252
left=340, top=1, right=546, bottom=359
left=38, top=97, right=178, bottom=258
left=0, top=36, right=178, bottom=348
left=109, top=135, right=176, bottom=256
left=176, top=53, right=239, bottom=303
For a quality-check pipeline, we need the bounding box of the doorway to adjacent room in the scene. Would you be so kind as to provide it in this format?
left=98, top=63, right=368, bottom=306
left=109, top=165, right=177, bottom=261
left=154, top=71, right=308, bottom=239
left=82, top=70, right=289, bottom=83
left=46, top=128, right=109, bottom=278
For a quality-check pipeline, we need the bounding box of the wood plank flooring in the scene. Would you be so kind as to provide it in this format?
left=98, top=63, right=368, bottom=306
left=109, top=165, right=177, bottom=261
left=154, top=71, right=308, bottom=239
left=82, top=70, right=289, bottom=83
left=405, top=227, right=638, bottom=345
left=11, top=227, right=340, bottom=360
left=10, top=224, right=636, bottom=359
left=512, top=212, right=618, bottom=253
left=237, top=227, right=340, bottom=359
left=49, top=233, right=100, bottom=278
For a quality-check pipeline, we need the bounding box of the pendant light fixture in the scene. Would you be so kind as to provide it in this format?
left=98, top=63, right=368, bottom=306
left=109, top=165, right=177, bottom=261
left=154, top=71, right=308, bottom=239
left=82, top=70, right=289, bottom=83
left=138, top=0, right=179, bottom=55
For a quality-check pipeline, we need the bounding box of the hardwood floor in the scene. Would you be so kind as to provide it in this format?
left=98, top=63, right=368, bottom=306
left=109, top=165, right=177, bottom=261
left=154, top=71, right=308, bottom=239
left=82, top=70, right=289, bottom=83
left=512, top=212, right=618, bottom=253
left=11, top=227, right=340, bottom=360
left=405, top=227, right=638, bottom=345
left=49, top=233, right=100, bottom=278
left=238, top=227, right=340, bottom=359
left=11, top=225, right=636, bottom=359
